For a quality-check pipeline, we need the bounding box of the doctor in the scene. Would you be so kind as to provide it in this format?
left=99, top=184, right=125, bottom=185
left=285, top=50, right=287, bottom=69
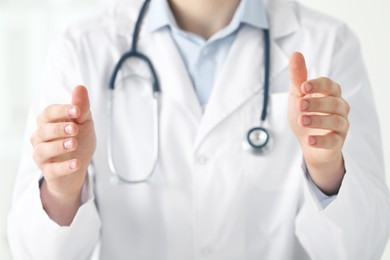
left=7, top=0, right=390, bottom=259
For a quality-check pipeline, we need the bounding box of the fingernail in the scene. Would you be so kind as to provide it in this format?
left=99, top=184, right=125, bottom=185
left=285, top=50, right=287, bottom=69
left=68, top=107, right=77, bottom=118
left=302, top=116, right=312, bottom=126
left=301, top=100, right=310, bottom=111
left=64, top=139, right=74, bottom=150
left=308, top=136, right=317, bottom=145
left=303, top=83, right=312, bottom=93
left=68, top=160, right=78, bottom=170
left=64, top=124, right=74, bottom=135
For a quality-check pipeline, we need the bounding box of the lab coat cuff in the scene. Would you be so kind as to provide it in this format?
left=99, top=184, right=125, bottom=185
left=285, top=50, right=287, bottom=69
left=8, top=174, right=101, bottom=259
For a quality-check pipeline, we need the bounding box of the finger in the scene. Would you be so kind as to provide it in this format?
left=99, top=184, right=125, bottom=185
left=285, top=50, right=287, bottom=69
left=300, top=114, right=349, bottom=133
left=72, top=85, right=92, bottom=124
left=306, top=133, right=343, bottom=149
left=33, top=122, right=79, bottom=143
left=303, top=77, right=342, bottom=97
left=37, top=104, right=80, bottom=124
left=289, top=52, right=308, bottom=96
left=42, top=159, right=81, bottom=180
left=33, top=138, right=78, bottom=164
left=299, top=96, right=350, bottom=116
left=31, top=123, right=76, bottom=146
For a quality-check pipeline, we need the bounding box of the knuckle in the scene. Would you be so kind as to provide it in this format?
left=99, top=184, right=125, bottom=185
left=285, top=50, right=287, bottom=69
left=37, top=106, right=52, bottom=123
left=345, top=120, right=350, bottom=131
left=312, top=98, right=320, bottom=111
left=334, top=115, right=348, bottom=131
left=37, top=124, right=47, bottom=140
left=43, top=161, right=70, bottom=179
left=324, top=77, right=332, bottom=85
left=334, top=134, right=343, bottom=147
left=33, top=144, right=44, bottom=160
left=318, top=76, right=328, bottom=82
left=46, top=104, right=57, bottom=112
left=314, top=116, right=322, bottom=126
left=55, top=123, right=64, bottom=137
left=328, top=135, right=337, bottom=148
left=42, top=164, right=55, bottom=176
left=336, top=83, right=342, bottom=96
left=344, top=100, right=351, bottom=114
left=332, top=98, right=341, bottom=113
left=334, top=116, right=344, bottom=129
left=44, top=105, right=55, bottom=118
left=320, top=77, right=331, bottom=88
left=322, top=134, right=338, bottom=148
left=73, top=138, right=79, bottom=149
left=56, top=140, right=65, bottom=154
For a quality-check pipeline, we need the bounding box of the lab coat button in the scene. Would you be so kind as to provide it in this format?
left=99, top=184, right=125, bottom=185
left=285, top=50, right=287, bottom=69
left=196, top=155, right=209, bottom=165
left=201, top=247, right=213, bottom=257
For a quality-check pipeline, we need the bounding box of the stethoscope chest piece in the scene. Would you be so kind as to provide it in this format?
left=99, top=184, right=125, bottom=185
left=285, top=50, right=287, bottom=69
left=244, top=127, right=272, bottom=154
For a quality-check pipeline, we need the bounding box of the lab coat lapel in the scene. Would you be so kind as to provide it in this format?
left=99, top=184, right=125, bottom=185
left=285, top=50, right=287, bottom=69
left=149, top=30, right=203, bottom=123
left=193, top=27, right=264, bottom=150
left=193, top=0, right=299, bottom=151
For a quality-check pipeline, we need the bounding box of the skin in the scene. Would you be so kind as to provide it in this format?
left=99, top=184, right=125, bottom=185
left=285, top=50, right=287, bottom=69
left=32, top=1, right=349, bottom=226
left=168, top=0, right=240, bottom=40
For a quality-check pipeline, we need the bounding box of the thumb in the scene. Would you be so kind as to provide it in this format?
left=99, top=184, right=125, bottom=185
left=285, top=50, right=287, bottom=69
left=71, top=85, right=91, bottom=123
left=289, top=52, right=307, bottom=96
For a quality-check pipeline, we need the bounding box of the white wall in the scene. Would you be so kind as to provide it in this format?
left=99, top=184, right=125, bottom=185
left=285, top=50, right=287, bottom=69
left=1, top=0, right=389, bottom=259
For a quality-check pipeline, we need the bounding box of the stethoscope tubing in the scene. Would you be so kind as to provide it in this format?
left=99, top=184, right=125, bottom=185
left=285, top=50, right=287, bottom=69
left=107, top=0, right=160, bottom=183
left=109, top=51, right=160, bottom=93
left=107, top=89, right=160, bottom=184
left=107, top=0, right=271, bottom=183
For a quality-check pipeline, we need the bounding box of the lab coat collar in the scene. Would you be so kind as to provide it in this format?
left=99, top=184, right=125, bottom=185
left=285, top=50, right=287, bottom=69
left=149, top=29, right=204, bottom=123
left=264, top=0, right=300, bottom=39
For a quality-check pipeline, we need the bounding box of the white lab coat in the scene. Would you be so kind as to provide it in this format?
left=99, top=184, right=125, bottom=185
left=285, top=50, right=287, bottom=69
left=7, top=0, right=390, bottom=259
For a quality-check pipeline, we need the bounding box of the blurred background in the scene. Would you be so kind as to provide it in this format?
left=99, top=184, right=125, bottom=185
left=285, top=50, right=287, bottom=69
left=1, top=0, right=389, bottom=259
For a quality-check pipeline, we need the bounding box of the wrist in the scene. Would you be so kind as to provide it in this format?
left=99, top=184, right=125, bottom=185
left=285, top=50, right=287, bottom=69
left=40, top=179, right=82, bottom=226
left=305, top=153, right=346, bottom=196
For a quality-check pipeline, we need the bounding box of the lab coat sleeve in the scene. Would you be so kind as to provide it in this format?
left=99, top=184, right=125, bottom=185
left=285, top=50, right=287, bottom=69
left=295, top=24, right=390, bottom=260
left=7, top=32, right=101, bottom=260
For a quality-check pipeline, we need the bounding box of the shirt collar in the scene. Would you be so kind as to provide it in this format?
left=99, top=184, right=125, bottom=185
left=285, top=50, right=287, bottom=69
left=147, top=0, right=269, bottom=32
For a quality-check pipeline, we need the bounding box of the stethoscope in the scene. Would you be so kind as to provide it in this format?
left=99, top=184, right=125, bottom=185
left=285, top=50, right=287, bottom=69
left=107, top=0, right=271, bottom=184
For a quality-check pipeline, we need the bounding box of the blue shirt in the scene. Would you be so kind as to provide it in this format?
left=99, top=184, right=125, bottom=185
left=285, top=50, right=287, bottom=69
left=147, top=0, right=269, bottom=108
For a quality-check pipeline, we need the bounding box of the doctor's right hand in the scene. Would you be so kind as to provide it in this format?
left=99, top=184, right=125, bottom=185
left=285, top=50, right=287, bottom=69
left=31, top=85, right=96, bottom=226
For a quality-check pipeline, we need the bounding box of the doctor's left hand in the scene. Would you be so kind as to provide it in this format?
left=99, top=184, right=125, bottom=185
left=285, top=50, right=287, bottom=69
left=288, top=52, right=350, bottom=195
